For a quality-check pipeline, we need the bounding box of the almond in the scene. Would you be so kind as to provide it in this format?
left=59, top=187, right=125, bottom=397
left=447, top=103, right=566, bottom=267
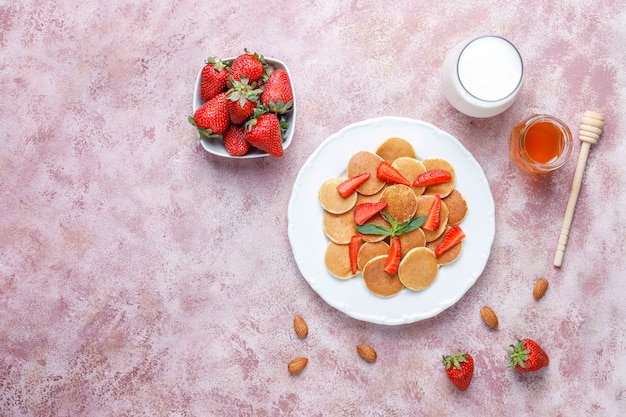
left=479, top=306, right=498, bottom=329
left=533, top=278, right=549, bottom=300
left=356, top=344, right=377, bottom=363
left=288, top=357, right=308, bottom=375
left=293, top=315, right=308, bottom=338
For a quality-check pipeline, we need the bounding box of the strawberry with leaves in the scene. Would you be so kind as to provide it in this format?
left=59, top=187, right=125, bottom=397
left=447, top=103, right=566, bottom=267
left=226, top=77, right=262, bottom=124
left=199, top=57, right=230, bottom=102
left=228, top=49, right=266, bottom=87
left=244, top=108, right=285, bottom=157
left=443, top=352, right=474, bottom=391
left=261, top=68, right=293, bottom=114
left=508, top=339, right=549, bottom=372
left=188, top=92, right=230, bottom=139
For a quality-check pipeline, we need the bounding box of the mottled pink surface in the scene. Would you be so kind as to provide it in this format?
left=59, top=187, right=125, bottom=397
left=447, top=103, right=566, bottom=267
left=1, top=1, right=625, bottom=416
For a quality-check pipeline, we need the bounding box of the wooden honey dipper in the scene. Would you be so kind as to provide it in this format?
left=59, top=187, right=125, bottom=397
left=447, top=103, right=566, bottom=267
left=553, top=111, right=605, bottom=267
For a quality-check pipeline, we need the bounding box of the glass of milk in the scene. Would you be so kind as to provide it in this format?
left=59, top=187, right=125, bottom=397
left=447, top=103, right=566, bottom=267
left=441, top=35, right=523, bottom=118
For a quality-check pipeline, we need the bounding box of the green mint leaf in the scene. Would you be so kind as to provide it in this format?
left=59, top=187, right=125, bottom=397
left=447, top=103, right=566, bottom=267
left=382, top=211, right=396, bottom=227
left=395, top=216, right=426, bottom=235
left=355, top=224, right=393, bottom=236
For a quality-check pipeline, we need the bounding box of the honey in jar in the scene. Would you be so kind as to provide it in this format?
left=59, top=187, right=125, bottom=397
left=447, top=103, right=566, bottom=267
left=510, top=114, right=572, bottom=173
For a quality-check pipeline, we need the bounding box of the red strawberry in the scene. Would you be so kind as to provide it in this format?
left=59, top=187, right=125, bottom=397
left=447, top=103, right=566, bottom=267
left=423, top=194, right=442, bottom=231
left=384, top=236, right=401, bottom=274
left=261, top=69, right=293, bottom=114
left=244, top=112, right=283, bottom=157
left=508, top=339, right=549, bottom=372
left=354, top=201, right=387, bottom=225
left=223, top=124, right=250, bottom=156
left=443, top=352, right=474, bottom=391
left=376, top=162, right=410, bottom=186
left=336, top=173, right=371, bottom=198
left=434, top=225, right=465, bottom=257
left=349, top=235, right=361, bottom=275
left=200, top=57, right=230, bottom=102
left=188, top=92, right=230, bottom=138
left=226, top=77, right=262, bottom=124
left=228, top=50, right=265, bottom=87
left=413, top=169, right=452, bottom=187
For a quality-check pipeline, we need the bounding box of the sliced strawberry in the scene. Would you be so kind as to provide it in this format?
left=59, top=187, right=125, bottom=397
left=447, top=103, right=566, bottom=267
left=336, top=173, right=370, bottom=198
left=384, top=236, right=401, bottom=274
left=413, top=169, right=452, bottom=187
left=422, top=194, right=442, bottom=231
left=434, top=225, right=465, bottom=257
left=354, top=201, right=387, bottom=225
left=349, top=235, right=362, bottom=275
left=376, top=162, right=410, bottom=186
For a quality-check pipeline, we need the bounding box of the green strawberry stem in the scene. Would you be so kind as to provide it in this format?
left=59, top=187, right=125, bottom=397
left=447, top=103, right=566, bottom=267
left=443, top=352, right=469, bottom=370
left=188, top=116, right=222, bottom=140
left=507, top=340, right=531, bottom=369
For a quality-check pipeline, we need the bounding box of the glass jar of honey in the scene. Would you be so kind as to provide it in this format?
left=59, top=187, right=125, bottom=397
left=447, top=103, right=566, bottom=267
left=510, top=114, right=572, bottom=173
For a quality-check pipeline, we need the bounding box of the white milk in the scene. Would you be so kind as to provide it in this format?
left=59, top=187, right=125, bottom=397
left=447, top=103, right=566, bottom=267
left=441, top=35, right=523, bottom=118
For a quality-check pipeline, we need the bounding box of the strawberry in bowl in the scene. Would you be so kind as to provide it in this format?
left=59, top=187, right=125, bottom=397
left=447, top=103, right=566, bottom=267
left=190, top=50, right=296, bottom=159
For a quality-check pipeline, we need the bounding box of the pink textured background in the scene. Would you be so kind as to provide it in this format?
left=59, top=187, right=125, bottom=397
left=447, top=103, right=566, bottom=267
left=1, top=1, right=625, bottom=416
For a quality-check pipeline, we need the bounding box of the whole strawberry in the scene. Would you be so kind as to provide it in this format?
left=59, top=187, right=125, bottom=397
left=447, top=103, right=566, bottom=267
left=228, top=50, right=265, bottom=87
left=508, top=338, right=549, bottom=372
left=188, top=92, right=230, bottom=138
left=223, top=124, right=250, bottom=156
left=261, top=69, right=293, bottom=114
left=200, top=57, right=230, bottom=102
left=244, top=112, right=283, bottom=157
left=226, top=77, right=262, bottom=124
left=443, top=352, right=474, bottom=391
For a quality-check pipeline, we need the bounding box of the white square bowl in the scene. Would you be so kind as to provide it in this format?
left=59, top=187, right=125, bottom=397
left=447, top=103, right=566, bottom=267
left=192, top=57, right=296, bottom=159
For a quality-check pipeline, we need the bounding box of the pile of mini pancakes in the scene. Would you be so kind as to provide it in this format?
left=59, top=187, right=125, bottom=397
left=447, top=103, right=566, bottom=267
left=318, top=137, right=468, bottom=297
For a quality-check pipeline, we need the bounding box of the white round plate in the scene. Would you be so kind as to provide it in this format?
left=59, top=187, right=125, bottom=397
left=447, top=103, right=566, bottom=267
left=192, top=57, right=296, bottom=159
left=287, top=116, right=495, bottom=325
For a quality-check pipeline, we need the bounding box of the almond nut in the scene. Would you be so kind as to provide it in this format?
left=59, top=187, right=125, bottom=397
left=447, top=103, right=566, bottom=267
left=479, top=306, right=499, bottom=329
left=356, top=344, right=377, bottom=363
left=533, top=278, right=549, bottom=300
left=288, top=357, right=308, bottom=375
left=293, top=315, right=308, bottom=338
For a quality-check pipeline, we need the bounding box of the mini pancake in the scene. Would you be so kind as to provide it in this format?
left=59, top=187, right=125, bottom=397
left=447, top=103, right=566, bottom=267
left=356, top=188, right=384, bottom=205
left=357, top=241, right=390, bottom=271
left=376, top=137, right=417, bottom=163
left=426, top=226, right=463, bottom=265
left=346, top=151, right=386, bottom=196
left=362, top=255, right=404, bottom=297
left=398, top=227, right=426, bottom=258
left=422, top=158, right=456, bottom=198
left=323, top=210, right=358, bottom=244
left=380, top=184, right=417, bottom=224
left=392, top=156, right=427, bottom=197
left=325, top=241, right=355, bottom=279
left=415, top=194, right=449, bottom=242
left=358, top=212, right=388, bottom=243
left=319, top=177, right=358, bottom=214
left=398, top=247, right=439, bottom=291
left=442, top=189, right=468, bottom=226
